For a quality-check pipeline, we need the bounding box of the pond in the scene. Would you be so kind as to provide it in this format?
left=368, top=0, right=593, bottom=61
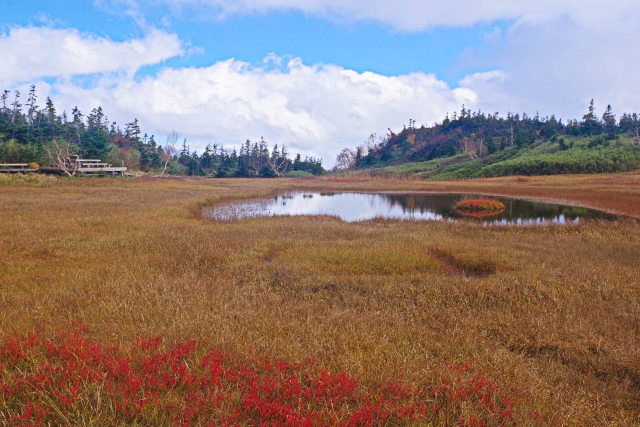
left=203, top=192, right=622, bottom=225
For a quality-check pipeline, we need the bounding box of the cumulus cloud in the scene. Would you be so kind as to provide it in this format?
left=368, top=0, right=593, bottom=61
left=51, top=57, right=477, bottom=165
left=459, top=11, right=640, bottom=119
left=0, top=26, right=183, bottom=86
left=89, top=1, right=640, bottom=122
left=6, top=0, right=640, bottom=166
left=141, top=0, right=637, bottom=31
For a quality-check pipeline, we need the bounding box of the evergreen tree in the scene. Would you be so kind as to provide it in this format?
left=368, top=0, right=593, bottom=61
left=602, top=105, right=616, bottom=139
left=581, top=99, right=601, bottom=135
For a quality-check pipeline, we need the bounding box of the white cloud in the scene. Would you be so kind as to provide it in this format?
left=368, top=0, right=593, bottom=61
left=0, top=27, right=183, bottom=87
left=460, top=12, right=640, bottom=119
left=6, top=0, right=640, bottom=166
left=51, top=57, right=477, bottom=165
left=141, top=0, right=638, bottom=31
left=458, top=70, right=513, bottom=115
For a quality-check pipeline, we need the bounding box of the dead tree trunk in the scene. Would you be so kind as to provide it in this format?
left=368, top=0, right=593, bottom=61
left=266, top=156, right=289, bottom=176
left=44, top=138, right=79, bottom=176
left=160, top=145, right=176, bottom=176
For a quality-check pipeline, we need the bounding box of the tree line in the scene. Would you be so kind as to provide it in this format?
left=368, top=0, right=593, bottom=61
left=0, top=86, right=325, bottom=177
left=336, top=100, right=640, bottom=172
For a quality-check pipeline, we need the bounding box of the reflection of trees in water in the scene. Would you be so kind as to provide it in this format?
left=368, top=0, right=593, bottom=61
left=387, top=194, right=460, bottom=216
left=499, top=198, right=618, bottom=220
left=406, top=197, right=416, bottom=210
left=383, top=194, right=618, bottom=221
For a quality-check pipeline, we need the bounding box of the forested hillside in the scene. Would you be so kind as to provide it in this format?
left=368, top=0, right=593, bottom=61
left=0, top=87, right=324, bottom=177
left=337, top=102, right=640, bottom=179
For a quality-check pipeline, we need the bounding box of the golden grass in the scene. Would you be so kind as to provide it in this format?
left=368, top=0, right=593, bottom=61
left=1, top=172, right=640, bottom=424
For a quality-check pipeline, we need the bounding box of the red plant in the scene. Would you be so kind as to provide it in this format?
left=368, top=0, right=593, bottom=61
left=0, top=322, right=517, bottom=426
left=455, top=199, right=506, bottom=218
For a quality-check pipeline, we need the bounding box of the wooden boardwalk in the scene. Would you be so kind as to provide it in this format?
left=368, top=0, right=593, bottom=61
left=0, top=164, right=38, bottom=173
left=1, top=158, right=127, bottom=176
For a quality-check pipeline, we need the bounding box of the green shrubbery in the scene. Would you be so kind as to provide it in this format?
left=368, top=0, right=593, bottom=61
left=284, top=170, right=313, bottom=177
left=479, top=146, right=640, bottom=177
left=353, top=139, right=640, bottom=179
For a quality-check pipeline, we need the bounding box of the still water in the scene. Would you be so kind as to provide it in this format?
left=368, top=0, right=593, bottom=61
left=203, top=192, right=621, bottom=225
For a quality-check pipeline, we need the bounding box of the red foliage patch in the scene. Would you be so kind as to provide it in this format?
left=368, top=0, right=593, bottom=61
left=455, top=199, right=506, bottom=218
left=0, top=321, right=516, bottom=426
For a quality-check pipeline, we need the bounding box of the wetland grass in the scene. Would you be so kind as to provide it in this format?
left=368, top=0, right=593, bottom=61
left=0, top=173, right=639, bottom=424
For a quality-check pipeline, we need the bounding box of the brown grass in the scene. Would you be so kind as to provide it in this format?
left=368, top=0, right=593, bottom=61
left=1, top=172, right=640, bottom=424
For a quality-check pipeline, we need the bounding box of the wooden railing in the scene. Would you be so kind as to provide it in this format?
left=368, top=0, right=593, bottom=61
left=0, top=164, right=38, bottom=173
left=1, top=159, right=128, bottom=176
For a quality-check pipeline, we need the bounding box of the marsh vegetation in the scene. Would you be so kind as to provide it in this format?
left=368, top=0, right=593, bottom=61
left=0, top=173, right=639, bottom=424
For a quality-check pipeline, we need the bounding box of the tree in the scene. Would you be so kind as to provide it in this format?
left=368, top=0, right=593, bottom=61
left=0, top=89, right=328, bottom=176
left=266, top=144, right=290, bottom=176
left=201, top=145, right=214, bottom=171
left=125, top=118, right=142, bottom=147
left=44, top=138, right=79, bottom=177
left=602, top=104, right=616, bottom=139
left=458, top=134, right=486, bottom=160
left=334, top=148, right=356, bottom=171
left=10, top=91, right=21, bottom=123
left=27, top=85, right=38, bottom=126
left=45, top=97, right=56, bottom=126
left=84, top=107, right=110, bottom=158
left=292, top=153, right=302, bottom=170
left=581, top=99, right=601, bottom=135
left=355, top=146, right=362, bottom=162
left=0, top=90, right=9, bottom=112
left=71, top=107, right=84, bottom=145
left=249, top=142, right=266, bottom=176
left=10, top=91, right=21, bottom=139
left=160, top=131, right=179, bottom=175
left=584, top=99, right=596, bottom=121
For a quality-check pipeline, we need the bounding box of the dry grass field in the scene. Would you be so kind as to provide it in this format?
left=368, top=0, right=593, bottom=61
left=0, top=172, right=639, bottom=425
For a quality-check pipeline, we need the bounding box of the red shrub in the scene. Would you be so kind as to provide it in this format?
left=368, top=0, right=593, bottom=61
left=455, top=199, right=506, bottom=218
left=0, top=322, right=516, bottom=426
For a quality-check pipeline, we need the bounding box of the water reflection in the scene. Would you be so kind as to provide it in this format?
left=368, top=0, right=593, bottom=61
left=203, top=192, right=621, bottom=225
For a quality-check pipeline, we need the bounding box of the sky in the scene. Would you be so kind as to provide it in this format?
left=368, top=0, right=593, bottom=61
left=2, top=1, right=639, bottom=166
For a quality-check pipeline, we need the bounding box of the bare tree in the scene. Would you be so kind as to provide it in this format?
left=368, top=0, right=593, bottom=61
left=10, top=91, right=21, bottom=124
left=510, top=122, right=515, bottom=146
left=44, top=138, right=79, bottom=177
left=357, top=133, right=377, bottom=157
left=249, top=147, right=266, bottom=175
left=10, top=91, right=21, bottom=139
left=266, top=156, right=288, bottom=176
left=334, top=148, right=356, bottom=171
left=248, top=137, right=271, bottom=176
left=160, top=132, right=179, bottom=176
left=458, top=135, right=487, bottom=160
left=266, top=145, right=290, bottom=176
left=160, top=145, right=176, bottom=176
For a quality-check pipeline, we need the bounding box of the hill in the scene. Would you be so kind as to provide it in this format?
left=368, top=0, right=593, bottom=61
left=339, top=104, right=640, bottom=179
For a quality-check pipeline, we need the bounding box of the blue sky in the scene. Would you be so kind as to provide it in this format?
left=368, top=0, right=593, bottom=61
left=5, top=0, right=502, bottom=83
left=2, top=0, right=639, bottom=164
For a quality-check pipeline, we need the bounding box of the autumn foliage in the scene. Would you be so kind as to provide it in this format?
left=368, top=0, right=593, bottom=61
left=455, top=199, right=506, bottom=218
left=0, top=321, right=515, bottom=426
